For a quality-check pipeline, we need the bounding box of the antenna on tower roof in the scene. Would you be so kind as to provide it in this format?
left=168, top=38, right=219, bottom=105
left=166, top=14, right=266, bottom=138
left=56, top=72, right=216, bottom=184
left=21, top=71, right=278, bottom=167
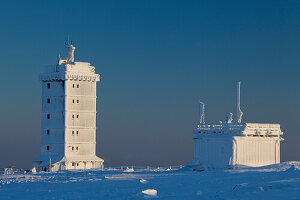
left=236, top=81, right=243, bottom=123
left=199, top=101, right=205, bottom=124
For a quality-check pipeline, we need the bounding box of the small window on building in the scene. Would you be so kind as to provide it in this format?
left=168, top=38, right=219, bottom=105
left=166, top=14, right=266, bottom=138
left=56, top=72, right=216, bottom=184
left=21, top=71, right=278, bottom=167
left=77, top=163, right=79, bottom=166
left=72, top=99, right=75, bottom=103
left=76, top=131, right=79, bottom=135
left=47, top=98, right=50, bottom=104
left=72, top=131, right=74, bottom=135
left=77, top=84, right=79, bottom=88
left=46, top=146, right=50, bottom=150
left=73, top=84, right=75, bottom=88
left=47, top=114, right=50, bottom=119
left=76, top=147, right=78, bottom=150
left=47, top=83, right=50, bottom=88
left=76, top=115, right=79, bottom=119
left=72, top=147, right=74, bottom=151
left=72, top=163, right=75, bottom=166
left=47, top=129, right=50, bottom=135
left=77, top=99, right=79, bottom=103
left=72, top=115, right=74, bottom=119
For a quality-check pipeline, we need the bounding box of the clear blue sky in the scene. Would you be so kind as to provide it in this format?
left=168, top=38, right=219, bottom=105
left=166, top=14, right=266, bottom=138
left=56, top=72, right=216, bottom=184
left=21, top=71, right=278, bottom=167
left=0, top=0, right=300, bottom=169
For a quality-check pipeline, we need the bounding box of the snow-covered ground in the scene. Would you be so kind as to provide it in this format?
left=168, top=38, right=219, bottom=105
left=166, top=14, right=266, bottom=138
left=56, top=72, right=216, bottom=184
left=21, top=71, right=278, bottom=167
left=1, top=162, right=300, bottom=199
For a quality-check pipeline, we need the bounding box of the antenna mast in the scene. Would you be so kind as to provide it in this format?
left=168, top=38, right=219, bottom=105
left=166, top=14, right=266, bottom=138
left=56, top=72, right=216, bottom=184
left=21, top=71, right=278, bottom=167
left=199, top=101, right=205, bottom=124
left=236, top=81, right=243, bottom=123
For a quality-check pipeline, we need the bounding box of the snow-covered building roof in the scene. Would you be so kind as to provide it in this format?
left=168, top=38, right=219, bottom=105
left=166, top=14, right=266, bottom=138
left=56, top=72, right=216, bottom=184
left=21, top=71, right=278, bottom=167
left=189, top=82, right=284, bottom=170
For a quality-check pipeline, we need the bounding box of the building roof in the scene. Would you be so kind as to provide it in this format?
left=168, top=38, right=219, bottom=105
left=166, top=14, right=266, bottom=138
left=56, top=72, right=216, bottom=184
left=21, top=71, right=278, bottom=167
left=194, top=122, right=283, bottom=138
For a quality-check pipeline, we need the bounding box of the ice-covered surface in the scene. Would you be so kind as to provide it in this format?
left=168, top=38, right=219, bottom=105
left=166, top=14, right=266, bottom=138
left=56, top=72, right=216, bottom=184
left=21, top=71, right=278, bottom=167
left=1, top=162, right=300, bottom=199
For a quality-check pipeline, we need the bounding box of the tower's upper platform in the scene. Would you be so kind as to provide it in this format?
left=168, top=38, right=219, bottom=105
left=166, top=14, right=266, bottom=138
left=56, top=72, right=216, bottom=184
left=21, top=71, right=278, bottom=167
left=39, top=42, right=100, bottom=82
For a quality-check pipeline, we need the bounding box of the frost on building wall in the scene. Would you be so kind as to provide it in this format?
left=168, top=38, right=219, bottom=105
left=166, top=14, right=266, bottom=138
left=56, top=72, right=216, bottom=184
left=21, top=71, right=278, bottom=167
left=33, top=41, right=104, bottom=171
left=188, top=82, right=284, bottom=171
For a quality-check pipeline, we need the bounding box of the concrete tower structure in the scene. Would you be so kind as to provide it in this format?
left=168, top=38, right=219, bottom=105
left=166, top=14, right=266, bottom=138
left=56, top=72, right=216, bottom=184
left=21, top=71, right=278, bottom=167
left=34, top=41, right=104, bottom=171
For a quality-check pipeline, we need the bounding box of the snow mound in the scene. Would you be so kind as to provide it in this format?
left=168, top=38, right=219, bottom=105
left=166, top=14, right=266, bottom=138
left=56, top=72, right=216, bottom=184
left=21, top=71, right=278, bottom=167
left=230, top=161, right=300, bottom=173
left=142, top=189, right=157, bottom=197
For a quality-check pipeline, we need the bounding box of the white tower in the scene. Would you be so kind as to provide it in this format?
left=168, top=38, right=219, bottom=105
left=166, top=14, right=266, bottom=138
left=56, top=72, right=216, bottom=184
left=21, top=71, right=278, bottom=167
left=34, top=41, right=104, bottom=171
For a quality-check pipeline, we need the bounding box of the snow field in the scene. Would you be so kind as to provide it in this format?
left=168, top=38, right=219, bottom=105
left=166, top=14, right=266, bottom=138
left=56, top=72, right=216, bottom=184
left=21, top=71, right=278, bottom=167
left=0, top=162, right=300, bottom=199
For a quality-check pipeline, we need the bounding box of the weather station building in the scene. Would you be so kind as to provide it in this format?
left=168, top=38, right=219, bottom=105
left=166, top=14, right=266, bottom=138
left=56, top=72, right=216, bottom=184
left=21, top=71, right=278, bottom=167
left=188, top=82, right=284, bottom=171
left=34, top=41, right=104, bottom=171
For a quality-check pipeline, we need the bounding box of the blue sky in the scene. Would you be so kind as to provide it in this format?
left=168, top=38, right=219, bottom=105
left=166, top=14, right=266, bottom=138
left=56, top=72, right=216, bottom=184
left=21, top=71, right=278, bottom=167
left=0, top=0, right=300, bottom=169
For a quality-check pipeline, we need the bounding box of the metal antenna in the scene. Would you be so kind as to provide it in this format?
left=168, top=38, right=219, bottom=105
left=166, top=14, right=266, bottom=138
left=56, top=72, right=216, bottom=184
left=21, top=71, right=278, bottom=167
left=236, top=81, right=243, bottom=123
left=199, top=101, right=205, bottom=124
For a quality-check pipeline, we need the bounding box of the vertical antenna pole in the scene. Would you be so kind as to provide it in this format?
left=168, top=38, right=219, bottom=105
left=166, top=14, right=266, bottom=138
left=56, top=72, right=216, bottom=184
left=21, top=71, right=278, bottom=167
left=236, top=81, right=243, bottom=123
left=199, top=101, right=205, bottom=124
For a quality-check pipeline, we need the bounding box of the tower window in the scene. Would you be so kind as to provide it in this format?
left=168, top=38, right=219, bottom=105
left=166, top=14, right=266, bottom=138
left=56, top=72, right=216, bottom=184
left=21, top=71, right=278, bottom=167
left=72, top=131, right=74, bottom=135
left=46, top=146, right=50, bottom=150
left=77, top=84, right=79, bottom=88
left=73, top=84, right=75, bottom=88
left=72, top=115, right=74, bottom=119
left=47, top=83, right=50, bottom=88
left=76, top=147, right=78, bottom=151
left=77, top=100, right=79, bottom=103
left=76, top=131, right=79, bottom=135
left=47, top=98, right=50, bottom=104
left=47, top=129, right=50, bottom=135
left=77, top=163, right=79, bottom=166
left=47, top=114, right=50, bottom=119
left=72, top=147, right=74, bottom=151
left=72, top=99, right=75, bottom=103
left=76, top=115, right=79, bottom=119
left=72, top=163, right=75, bottom=166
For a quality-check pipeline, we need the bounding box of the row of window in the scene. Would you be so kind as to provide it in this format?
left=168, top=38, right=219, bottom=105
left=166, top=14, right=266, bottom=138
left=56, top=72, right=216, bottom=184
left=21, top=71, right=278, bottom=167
left=46, top=83, right=80, bottom=89
left=45, top=146, right=80, bottom=151
left=72, top=114, right=79, bottom=119
left=46, top=114, right=80, bottom=119
left=73, top=84, right=80, bottom=88
left=71, top=146, right=79, bottom=151
left=46, top=130, right=80, bottom=135
left=72, top=131, right=79, bottom=135
left=46, top=98, right=80, bottom=104
left=72, top=99, right=80, bottom=104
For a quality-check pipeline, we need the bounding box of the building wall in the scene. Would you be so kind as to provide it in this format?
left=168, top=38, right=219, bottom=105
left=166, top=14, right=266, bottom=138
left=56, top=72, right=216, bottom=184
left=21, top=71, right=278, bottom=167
left=192, top=135, right=282, bottom=169
left=64, top=80, right=97, bottom=157
left=193, top=136, right=233, bottom=169
left=41, top=80, right=65, bottom=157
left=234, top=137, right=280, bottom=167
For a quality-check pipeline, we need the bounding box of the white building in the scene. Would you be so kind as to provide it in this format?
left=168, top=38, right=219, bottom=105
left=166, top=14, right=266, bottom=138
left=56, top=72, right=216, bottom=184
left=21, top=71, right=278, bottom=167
left=188, top=82, right=284, bottom=170
left=34, top=41, right=104, bottom=171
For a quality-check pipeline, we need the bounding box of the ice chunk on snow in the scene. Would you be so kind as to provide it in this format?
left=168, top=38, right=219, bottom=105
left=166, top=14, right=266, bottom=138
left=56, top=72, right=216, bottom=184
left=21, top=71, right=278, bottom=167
left=31, top=168, right=37, bottom=173
left=140, top=179, right=148, bottom=184
left=124, top=167, right=134, bottom=172
left=142, top=189, right=157, bottom=197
